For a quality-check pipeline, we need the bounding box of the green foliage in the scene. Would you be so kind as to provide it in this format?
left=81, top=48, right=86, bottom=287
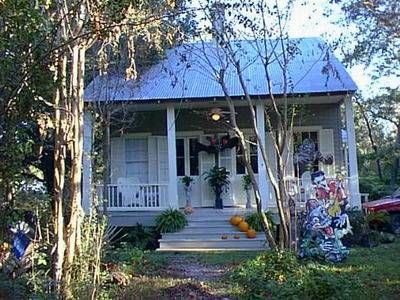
left=366, top=211, right=391, bottom=231
left=245, top=211, right=275, bottom=232
left=115, top=224, right=160, bottom=250
left=230, top=251, right=363, bottom=299
left=242, top=175, right=252, bottom=190
left=180, top=175, right=194, bottom=187
left=155, top=208, right=187, bottom=233
left=359, top=176, right=391, bottom=200
left=203, top=166, right=230, bottom=193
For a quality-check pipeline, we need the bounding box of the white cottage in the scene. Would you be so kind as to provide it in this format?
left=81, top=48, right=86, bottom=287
left=83, top=37, right=361, bottom=227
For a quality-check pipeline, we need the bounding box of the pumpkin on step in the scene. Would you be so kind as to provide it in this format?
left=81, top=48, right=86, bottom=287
left=238, top=221, right=249, bottom=232
left=233, top=234, right=241, bottom=239
left=246, top=229, right=257, bottom=239
left=230, top=215, right=243, bottom=226
left=221, top=234, right=228, bottom=240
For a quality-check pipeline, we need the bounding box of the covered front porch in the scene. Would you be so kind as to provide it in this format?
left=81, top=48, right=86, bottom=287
left=82, top=96, right=361, bottom=215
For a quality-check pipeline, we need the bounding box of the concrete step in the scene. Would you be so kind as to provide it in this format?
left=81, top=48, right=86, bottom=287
left=159, top=238, right=267, bottom=250
left=162, top=231, right=260, bottom=240
left=157, top=248, right=264, bottom=252
left=178, top=227, right=240, bottom=234
left=186, top=220, right=231, bottom=227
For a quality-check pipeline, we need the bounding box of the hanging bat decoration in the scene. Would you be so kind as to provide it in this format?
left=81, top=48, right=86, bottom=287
left=195, top=134, right=239, bottom=154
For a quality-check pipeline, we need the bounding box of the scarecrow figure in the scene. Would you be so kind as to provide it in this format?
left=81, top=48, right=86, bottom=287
left=299, top=171, right=351, bottom=263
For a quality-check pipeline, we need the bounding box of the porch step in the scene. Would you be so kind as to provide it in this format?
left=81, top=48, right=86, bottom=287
left=158, top=208, right=268, bottom=251
left=158, top=238, right=267, bottom=250
left=162, top=231, right=257, bottom=239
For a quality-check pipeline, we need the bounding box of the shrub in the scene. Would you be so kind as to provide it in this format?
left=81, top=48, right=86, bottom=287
left=114, top=224, right=160, bottom=250
left=155, top=208, right=187, bottom=233
left=230, top=251, right=362, bottom=299
left=245, top=211, right=275, bottom=232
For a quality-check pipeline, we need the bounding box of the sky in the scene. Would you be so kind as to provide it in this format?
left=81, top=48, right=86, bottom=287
left=191, top=0, right=399, bottom=98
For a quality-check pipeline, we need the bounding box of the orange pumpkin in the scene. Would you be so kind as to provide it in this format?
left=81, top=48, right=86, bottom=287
left=238, top=221, right=249, bottom=232
left=233, top=234, right=241, bottom=239
left=230, top=215, right=243, bottom=226
left=246, top=229, right=257, bottom=239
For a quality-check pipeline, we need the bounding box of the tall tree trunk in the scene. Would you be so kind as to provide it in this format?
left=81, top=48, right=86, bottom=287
left=63, top=45, right=86, bottom=297
left=52, top=50, right=68, bottom=288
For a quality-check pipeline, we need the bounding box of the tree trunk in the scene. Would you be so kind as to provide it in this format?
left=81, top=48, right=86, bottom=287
left=52, top=50, right=68, bottom=288
left=63, top=45, right=86, bottom=297
left=102, top=111, right=111, bottom=214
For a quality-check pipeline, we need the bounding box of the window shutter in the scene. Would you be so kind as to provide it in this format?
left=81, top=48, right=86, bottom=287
left=319, top=129, right=335, bottom=177
left=110, top=137, right=125, bottom=184
left=148, top=136, right=158, bottom=183
left=156, top=136, right=169, bottom=183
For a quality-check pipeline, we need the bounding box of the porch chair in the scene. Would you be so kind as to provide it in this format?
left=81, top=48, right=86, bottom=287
left=117, top=177, right=142, bottom=207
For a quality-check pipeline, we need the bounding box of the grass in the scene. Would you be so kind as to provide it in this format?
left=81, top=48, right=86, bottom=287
left=118, top=240, right=400, bottom=299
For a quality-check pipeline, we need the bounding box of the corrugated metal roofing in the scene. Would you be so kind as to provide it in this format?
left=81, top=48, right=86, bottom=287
left=84, top=37, right=357, bottom=103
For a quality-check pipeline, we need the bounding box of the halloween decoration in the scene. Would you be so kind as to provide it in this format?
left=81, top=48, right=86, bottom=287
left=195, top=135, right=239, bottom=155
left=299, top=172, right=351, bottom=263
left=230, top=215, right=243, bottom=226
left=233, top=234, right=241, bottom=239
left=246, top=229, right=257, bottom=239
left=293, top=138, right=333, bottom=176
left=1, top=211, right=37, bottom=276
left=221, top=234, right=228, bottom=240
left=238, top=221, right=249, bottom=232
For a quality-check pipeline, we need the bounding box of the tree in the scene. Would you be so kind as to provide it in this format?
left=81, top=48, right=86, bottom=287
left=187, top=0, right=314, bottom=249
left=0, top=0, right=53, bottom=205
left=333, top=0, right=399, bottom=76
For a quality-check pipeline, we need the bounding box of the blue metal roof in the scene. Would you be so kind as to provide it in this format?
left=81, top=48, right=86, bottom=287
left=84, top=37, right=357, bottom=103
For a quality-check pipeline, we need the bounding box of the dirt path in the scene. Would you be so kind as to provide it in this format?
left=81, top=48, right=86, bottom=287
left=162, top=255, right=229, bottom=281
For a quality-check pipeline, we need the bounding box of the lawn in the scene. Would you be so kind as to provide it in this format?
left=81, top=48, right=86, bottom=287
left=113, top=240, right=400, bottom=299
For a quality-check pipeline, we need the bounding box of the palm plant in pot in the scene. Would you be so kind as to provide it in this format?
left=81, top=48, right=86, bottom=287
left=242, top=174, right=253, bottom=209
left=204, top=166, right=230, bottom=209
left=181, top=175, right=194, bottom=213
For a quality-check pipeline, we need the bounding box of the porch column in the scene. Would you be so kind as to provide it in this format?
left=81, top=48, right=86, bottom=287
left=344, top=96, right=361, bottom=209
left=82, top=111, right=93, bottom=214
left=167, top=105, right=179, bottom=208
left=256, top=102, right=269, bottom=210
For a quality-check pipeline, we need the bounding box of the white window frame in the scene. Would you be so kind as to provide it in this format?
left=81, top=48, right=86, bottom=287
left=125, top=136, right=150, bottom=183
left=176, top=132, right=202, bottom=177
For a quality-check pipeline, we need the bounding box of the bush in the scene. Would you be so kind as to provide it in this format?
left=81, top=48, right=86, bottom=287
left=359, top=176, right=390, bottom=200
left=230, top=251, right=362, bottom=299
left=114, top=224, right=160, bottom=250
left=155, top=208, right=187, bottom=233
left=245, top=211, right=275, bottom=232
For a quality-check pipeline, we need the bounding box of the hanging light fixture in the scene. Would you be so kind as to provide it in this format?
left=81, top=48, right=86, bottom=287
left=209, top=108, right=222, bottom=121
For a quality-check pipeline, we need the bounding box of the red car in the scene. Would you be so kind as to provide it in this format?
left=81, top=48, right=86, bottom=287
left=363, top=189, right=400, bottom=232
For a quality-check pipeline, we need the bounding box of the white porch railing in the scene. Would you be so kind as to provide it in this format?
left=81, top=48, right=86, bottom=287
left=284, top=176, right=352, bottom=208
left=96, top=184, right=168, bottom=211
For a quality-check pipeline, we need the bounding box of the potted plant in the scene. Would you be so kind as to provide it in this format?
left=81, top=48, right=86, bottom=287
left=181, top=175, right=194, bottom=210
left=242, top=174, right=252, bottom=209
left=204, top=166, right=230, bottom=209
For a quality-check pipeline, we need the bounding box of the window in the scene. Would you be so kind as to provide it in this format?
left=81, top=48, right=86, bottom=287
left=176, top=138, right=185, bottom=176
left=293, top=130, right=319, bottom=176
left=236, top=136, right=258, bottom=174
left=176, top=137, right=199, bottom=176
left=125, top=138, right=148, bottom=183
left=189, top=138, right=199, bottom=175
